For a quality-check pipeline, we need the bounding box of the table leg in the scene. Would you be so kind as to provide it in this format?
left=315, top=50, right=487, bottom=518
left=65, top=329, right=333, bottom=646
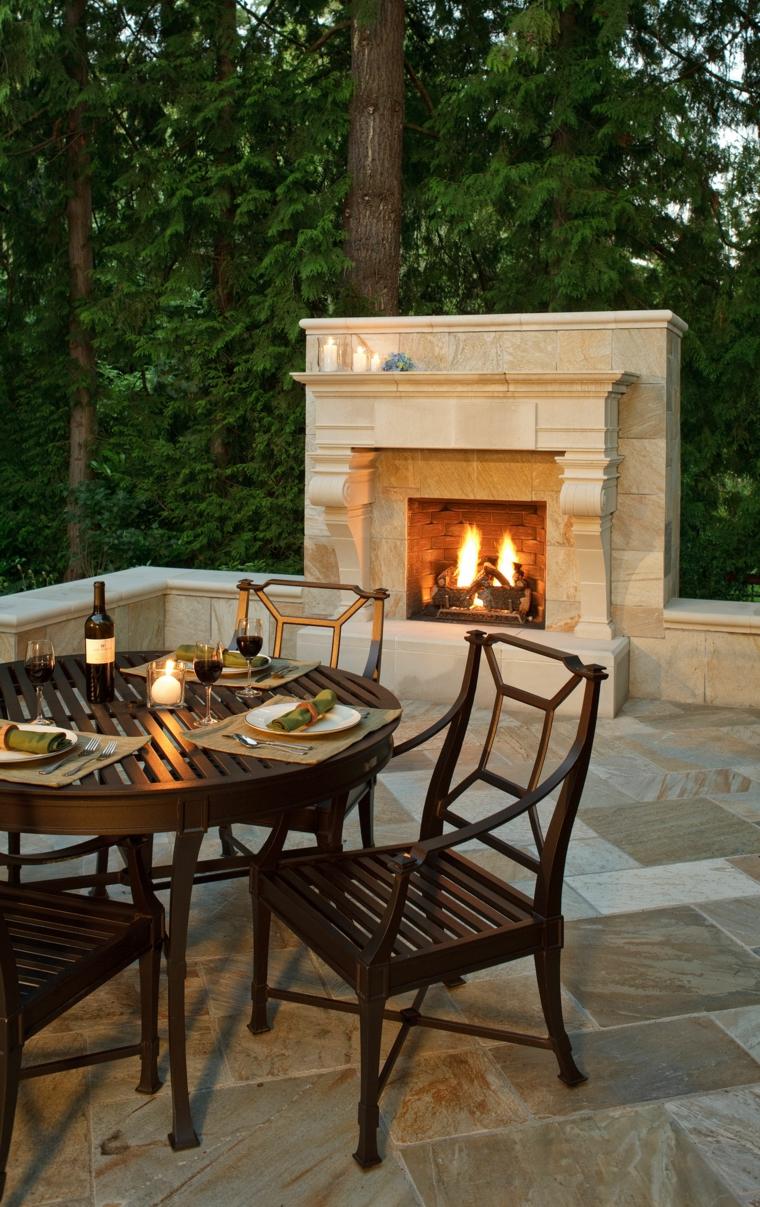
left=166, top=828, right=203, bottom=1151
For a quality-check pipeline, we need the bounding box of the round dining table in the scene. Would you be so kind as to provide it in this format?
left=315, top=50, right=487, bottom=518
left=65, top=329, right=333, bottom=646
left=0, top=651, right=401, bottom=1150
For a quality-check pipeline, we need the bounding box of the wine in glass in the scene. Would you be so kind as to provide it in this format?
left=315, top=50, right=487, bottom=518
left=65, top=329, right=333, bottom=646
left=25, top=639, right=56, bottom=726
left=234, top=617, right=263, bottom=702
left=193, top=641, right=224, bottom=726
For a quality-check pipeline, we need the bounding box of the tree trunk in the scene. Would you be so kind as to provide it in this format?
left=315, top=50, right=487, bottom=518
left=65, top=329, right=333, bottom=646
left=64, top=0, right=96, bottom=579
left=344, top=0, right=405, bottom=315
left=211, top=0, right=237, bottom=469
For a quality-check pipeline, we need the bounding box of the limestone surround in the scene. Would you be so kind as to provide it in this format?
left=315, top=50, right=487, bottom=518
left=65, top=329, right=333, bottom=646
left=297, top=309, right=685, bottom=646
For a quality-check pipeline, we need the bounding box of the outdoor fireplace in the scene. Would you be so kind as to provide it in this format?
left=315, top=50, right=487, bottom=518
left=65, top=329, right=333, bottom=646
left=407, top=498, right=546, bottom=626
left=296, top=308, right=686, bottom=714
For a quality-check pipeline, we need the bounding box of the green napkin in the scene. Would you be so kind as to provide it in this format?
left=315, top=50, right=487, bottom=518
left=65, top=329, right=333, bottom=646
left=173, top=644, right=265, bottom=670
left=268, top=690, right=337, bottom=733
left=5, top=728, right=70, bottom=755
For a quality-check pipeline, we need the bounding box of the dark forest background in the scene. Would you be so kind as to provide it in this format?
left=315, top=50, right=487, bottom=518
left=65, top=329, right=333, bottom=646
left=1, top=0, right=758, bottom=599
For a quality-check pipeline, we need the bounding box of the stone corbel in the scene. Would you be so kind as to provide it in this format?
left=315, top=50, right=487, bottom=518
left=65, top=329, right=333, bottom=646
left=307, top=448, right=378, bottom=588
left=557, top=453, right=623, bottom=639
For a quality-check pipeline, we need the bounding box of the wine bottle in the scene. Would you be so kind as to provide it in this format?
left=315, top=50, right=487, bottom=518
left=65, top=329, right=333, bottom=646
left=85, top=580, right=115, bottom=703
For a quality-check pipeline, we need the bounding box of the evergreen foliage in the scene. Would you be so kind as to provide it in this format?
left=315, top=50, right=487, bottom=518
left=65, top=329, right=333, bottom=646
left=0, top=0, right=757, bottom=599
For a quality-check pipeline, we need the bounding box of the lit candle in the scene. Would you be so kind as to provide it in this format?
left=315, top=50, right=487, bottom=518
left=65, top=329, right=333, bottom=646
left=352, top=345, right=368, bottom=373
left=370, top=353, right=381, bottom=372
left=321, top=338, right=338, bottom=372
left=151, top=660, right=183, bottom=706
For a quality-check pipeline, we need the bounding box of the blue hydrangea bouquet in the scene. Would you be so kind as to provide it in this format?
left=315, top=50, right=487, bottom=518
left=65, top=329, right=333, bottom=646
left=382, top=352, right=415, bottom=372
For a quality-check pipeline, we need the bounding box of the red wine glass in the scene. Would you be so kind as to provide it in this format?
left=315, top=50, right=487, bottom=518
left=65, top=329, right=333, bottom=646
left=25, top=639, right=56, bottom=725
left=193, top=641, right=224, bottom=725
left=234, top=618, right=263, bottom=702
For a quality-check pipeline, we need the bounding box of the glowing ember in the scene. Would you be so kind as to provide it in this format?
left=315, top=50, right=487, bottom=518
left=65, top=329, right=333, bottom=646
left=497, top=530, right=518, bottom=585
left=456, top=524, right=481, bottom=588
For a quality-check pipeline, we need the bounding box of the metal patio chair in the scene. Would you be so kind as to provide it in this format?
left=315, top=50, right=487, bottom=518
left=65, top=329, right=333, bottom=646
left=248, top=629, right=607, bottom=1166
left=220, top=578, right=390, bottom=857
left=0, top=836, right=163, bottom=1197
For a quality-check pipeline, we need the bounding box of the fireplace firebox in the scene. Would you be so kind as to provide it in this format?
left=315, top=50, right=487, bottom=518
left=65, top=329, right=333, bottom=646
left=407, top=498, right=546, bottom=627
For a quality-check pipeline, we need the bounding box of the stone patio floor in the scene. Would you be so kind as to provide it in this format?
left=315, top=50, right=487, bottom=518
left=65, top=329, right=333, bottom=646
left=7, top=695, right=760, bottom=1206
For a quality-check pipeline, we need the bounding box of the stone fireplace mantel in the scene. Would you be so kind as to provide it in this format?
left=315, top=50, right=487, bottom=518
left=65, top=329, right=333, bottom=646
left=294, top=369, right=637, bottom=639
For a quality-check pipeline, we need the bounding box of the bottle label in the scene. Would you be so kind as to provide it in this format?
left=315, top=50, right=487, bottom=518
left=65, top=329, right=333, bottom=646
left=86, top=637, right=115, bottom=665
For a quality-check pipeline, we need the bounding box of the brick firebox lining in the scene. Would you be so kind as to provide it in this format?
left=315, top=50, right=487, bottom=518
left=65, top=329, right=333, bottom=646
left=406, top=498, right=547, bottom=623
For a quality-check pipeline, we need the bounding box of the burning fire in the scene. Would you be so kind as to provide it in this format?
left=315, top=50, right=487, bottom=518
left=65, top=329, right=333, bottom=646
left=455, top=524, right=482, bottom=588
left=497, top=531, right=518, bottom=585
left=455, top=523, right=518, bottom=591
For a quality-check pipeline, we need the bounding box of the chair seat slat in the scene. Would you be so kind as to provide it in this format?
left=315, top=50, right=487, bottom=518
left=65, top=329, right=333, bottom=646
left=328, top=863, right=441, bottom=950
left=365, top=854, right=476, bottom=940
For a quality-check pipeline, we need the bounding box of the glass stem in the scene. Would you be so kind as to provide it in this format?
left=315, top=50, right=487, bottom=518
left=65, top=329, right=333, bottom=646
left=34, top=686, right=43, bottom=724
left=245, top=659, right=253, bottom=691
left=206, top=684, right=212, bottom=723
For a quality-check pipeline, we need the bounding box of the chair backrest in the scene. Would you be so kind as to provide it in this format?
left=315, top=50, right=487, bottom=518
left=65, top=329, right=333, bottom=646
left=416, top=629, right=607, bottom=918
left=234, top=578, right=389, bottom=682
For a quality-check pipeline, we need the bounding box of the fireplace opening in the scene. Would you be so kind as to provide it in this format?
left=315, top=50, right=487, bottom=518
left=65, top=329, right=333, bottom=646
left=407, top=498, right=546, bottom=628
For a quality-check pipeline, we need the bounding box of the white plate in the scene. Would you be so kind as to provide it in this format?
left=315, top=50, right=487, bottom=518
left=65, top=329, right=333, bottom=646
left=178, top=656, right=271, bottom=678
left=245, top=701, right=362, bottom=738
left=220, top=655, right=270, bottom=678
left=0, top=725, right=79, bottom=764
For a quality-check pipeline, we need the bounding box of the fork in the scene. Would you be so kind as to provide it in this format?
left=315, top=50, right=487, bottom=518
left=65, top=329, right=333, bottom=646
left=39, top=736, right=99, bottom=775
left=62, top=738, right=118, bottom=778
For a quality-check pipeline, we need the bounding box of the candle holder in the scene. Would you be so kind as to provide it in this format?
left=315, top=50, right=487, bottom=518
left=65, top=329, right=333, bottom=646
left=147, top=658, right=186, bottom=710
left=319, top=337, right=339, bottom=372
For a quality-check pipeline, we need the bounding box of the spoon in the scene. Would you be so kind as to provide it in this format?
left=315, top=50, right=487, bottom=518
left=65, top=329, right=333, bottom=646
left=233, top=732, right=314, bottom=755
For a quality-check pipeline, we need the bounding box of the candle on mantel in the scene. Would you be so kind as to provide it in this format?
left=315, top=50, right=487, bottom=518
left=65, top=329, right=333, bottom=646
left=321, top=338, right=338, bottom=372
left=352, top=345, right=368, bottom=373
left=370, top=353, right=381, bottom=372
left=151, top=660, right=183, bottom=706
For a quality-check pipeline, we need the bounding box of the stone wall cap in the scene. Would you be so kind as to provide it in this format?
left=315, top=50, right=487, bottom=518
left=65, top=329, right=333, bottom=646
left=665, top=597, right=760, bottom=634
left=300, top=310, right=688, bottom=336
left=0, top=567, right=303, bottom=630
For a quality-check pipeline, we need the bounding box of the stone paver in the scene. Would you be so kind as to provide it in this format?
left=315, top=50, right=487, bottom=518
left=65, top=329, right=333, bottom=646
left=3, top=696, right=760, bottom=1205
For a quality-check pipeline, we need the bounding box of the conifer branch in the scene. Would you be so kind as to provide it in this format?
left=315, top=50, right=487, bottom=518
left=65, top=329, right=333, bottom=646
left=308, top=20, right=351, bottom=54
left=405, top=121, right=439, bottom=139
left=405, top=60, right=435, bottom=116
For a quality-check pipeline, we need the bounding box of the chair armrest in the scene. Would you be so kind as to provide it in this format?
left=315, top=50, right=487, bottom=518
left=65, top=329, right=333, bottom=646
left=0, top=836, right=122, bottom=868
left=392, top=698, right=463, bottom=759
left=358, top=852, right=419, bottom=964
left=407, top=740, right=584, bottom=863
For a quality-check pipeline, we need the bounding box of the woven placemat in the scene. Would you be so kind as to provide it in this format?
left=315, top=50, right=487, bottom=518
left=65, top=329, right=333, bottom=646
left=0, top=734, right=150, bottom=788
left=188, top=696, right=402, bottom=766
left=122, top=657, right=319, bottom=691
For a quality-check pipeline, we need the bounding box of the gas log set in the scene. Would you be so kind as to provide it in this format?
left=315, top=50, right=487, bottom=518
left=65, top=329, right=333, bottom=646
left=418, top=520, right=543, bottom=626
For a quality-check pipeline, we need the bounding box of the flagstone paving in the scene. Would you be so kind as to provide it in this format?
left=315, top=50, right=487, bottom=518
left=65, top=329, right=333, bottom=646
left=5, top=696, right=760, bottom=1206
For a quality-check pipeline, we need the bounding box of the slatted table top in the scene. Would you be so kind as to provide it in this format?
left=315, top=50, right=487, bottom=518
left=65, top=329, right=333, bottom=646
left=0, top=652, right=401, bottom=835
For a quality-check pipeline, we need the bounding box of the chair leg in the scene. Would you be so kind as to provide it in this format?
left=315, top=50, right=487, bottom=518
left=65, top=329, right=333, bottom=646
left=534, top=948, right=586, bottom=1087
left=219, top=824, right=236, bottom=858
left=89, top=845, right=110, bottom=898
left=0, top=1024, right=22, bottom=1200
left=357, top=782, right=375, bottom=847
left=353, top=995, right=385, bottom=1168
left=6, top=835, right=20, bottom=888
left=248, top=886, right=272, bottom=1035
left=136, top=942, right=163, bottom=1094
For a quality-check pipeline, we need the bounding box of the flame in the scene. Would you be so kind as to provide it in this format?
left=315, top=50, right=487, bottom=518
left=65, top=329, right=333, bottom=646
left=496, top=530, right=518, bottom=586
left=456, top=524, right=481, bottom=588
left=473, top=594, right=485, bottom=608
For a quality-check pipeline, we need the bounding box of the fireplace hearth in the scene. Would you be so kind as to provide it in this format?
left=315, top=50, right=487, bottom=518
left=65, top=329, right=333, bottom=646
left=407, top=498, right=546, bottom=627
